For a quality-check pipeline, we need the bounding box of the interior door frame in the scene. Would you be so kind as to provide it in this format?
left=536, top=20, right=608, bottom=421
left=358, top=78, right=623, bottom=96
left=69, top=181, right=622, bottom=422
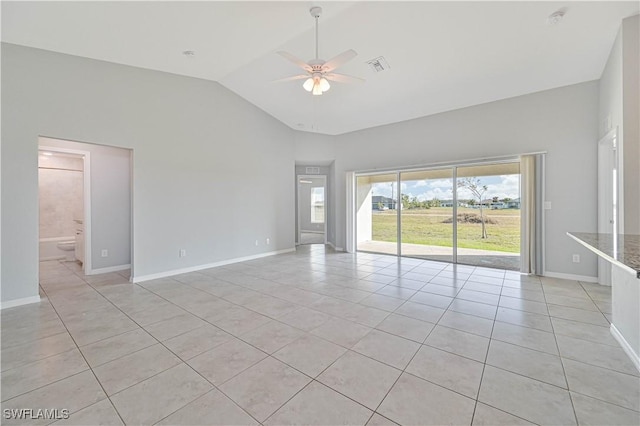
left=296, top=174, right=328, bottom=245
left=597, top=127, right=619, bottom=285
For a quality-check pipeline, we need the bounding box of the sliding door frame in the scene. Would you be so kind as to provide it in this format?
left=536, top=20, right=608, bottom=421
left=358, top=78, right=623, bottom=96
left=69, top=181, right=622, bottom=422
left=355, top=155, right=528, bottom=266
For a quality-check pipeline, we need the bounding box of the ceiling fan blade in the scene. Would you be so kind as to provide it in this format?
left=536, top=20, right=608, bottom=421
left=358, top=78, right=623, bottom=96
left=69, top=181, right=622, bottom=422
left=271, top=75, right=309, bottom=83
left=322, top=49, right=358, bottom=72
left=277, top=51, right=312, bottom=72
left=324, top=73, right=365, bottom=84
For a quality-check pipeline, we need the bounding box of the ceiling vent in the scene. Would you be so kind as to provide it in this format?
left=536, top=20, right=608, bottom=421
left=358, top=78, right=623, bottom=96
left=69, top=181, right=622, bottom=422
left=367, top=56, right=390, bottom=73
left=305, top=167, right=320, bottom=174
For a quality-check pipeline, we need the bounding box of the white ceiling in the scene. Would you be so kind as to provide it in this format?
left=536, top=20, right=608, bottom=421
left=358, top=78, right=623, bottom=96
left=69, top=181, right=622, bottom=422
left=3, top=1, right=638, bottom=135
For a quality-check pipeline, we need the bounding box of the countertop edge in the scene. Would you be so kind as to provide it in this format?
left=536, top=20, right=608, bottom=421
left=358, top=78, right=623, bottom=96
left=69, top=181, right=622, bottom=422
left=567, top=232, right=640, bottom=278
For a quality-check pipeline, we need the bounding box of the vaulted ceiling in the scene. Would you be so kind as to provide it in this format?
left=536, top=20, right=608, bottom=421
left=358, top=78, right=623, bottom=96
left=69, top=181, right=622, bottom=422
left=3, top=1, right=638, bottom=135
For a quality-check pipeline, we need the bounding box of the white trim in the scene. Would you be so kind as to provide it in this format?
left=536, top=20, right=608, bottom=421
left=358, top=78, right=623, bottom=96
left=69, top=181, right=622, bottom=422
left=353, top=153, right=536, bottom=176
left=543, top=270, right=598, bottom=283
left=345, top=172, right=355, bottom=253
left=40, top=255, right=66, bottom=261
left=87, top=264, right=131, bottom=275
left=132, top=248, right=295, bottom=283
left=611, top=323, right=640, bottom=372
left=39, top=236, right=75, bottom=243
left=1, top=295, right=41, bottom=310
left=327, top=242, right=344, bottom=252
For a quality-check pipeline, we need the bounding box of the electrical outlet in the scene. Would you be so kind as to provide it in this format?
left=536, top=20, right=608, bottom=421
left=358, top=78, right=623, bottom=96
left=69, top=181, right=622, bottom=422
left=572, top=254, right=580, bottom=263
left=544, top=201, right=552, bottom=210
left=266, top=238, right=270, bottom=245
left=179, top=249, right=186, bottom=257
left=101, top=249, right=108, bottom=257
left=255, top=240, right=259, bottom=246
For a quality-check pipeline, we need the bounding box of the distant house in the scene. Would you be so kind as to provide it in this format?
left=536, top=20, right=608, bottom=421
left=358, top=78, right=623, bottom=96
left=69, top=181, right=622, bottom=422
left=372, top=195, right=396, bottom=210
left=440, top=199, right=468, bottom=207
left=505, top=198, right=521, bottom=209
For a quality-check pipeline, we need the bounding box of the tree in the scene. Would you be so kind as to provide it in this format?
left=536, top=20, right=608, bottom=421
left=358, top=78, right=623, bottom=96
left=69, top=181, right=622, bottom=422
left=457, top=177, right=489, bottom=238
left=401, top=194, right=410, bottom=209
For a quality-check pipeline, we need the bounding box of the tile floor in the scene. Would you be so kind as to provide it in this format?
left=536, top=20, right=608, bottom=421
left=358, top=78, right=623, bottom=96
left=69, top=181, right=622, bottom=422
left=2, top=245, right=639, bottom=425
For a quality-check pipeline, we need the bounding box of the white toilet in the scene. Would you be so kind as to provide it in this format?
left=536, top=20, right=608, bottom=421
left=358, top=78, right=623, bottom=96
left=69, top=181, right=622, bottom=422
left=57, top=241, right=76, bottom=261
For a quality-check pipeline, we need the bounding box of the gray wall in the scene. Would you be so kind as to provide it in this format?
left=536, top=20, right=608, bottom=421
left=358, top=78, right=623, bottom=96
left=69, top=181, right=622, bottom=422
left=39, top=137, right=132, bottom=270
left=296, top=81, right=601, bottom=278
left=621, top=15, right=639, bottom=234
left=294, top=133, right=338, bottom=247
left=599, top=15, right=640, bottom=235
left=1, top=43, right=295, bottom=303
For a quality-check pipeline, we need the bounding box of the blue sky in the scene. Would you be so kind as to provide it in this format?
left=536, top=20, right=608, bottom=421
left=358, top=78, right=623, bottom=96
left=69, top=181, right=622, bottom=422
left=372, top=174, right=520, bottom=201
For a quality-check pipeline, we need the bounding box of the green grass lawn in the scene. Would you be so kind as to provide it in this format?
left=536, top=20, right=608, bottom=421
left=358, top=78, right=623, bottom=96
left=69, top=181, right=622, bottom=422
left=372, top=207, right=520, bottom=253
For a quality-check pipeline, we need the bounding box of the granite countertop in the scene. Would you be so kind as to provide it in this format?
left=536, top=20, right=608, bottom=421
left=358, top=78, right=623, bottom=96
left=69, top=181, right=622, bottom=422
left=567, top=232, right=640, bottom=278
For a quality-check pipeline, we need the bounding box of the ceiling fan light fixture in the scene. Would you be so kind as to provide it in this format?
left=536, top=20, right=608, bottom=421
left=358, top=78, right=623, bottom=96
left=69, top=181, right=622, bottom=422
left=303, top=78, right=314, bottom=92
left=319, top=77, right=330, bottom=92
left=276, top=7, right=362, bottom=95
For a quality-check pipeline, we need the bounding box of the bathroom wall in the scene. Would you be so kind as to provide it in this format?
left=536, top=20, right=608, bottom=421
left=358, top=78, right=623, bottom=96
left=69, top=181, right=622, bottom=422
left=38, top=153, right=83, bottom=239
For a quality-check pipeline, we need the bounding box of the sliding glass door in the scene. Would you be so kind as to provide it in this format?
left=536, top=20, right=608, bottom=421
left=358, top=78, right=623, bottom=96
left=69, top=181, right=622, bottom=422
left=356, top=173, right=398, bottom=255
left=400, top=169, right=453, bottom=263
left=456, top=163, right=520, bottom=270
left=355, top=161, right=521, bottom=270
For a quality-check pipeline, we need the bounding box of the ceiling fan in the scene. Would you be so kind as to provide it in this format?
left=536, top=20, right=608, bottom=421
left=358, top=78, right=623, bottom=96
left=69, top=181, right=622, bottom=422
left=275, top=6, right=364, bottom=96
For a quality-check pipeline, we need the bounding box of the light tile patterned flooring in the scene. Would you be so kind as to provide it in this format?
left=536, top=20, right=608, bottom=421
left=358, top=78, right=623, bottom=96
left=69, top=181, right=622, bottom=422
left=2, top=245, right=639, bottom=425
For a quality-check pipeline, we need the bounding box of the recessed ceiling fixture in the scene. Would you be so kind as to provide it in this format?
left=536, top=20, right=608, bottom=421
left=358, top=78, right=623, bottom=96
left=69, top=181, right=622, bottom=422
left=275, top=6, right=364, bottom=96
left=182, top=50, right=195, bottom=57
left=547, top=9, right=566, bottom=25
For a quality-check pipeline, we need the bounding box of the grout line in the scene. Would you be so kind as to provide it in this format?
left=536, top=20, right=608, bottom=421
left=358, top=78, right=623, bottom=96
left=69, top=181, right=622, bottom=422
left=37, top=283, right=127, bottom=426
left=53, top=260, right=263, bottom=425
left=30, top=253, right=630, bottom=425
left=540, top=278, right=580, bottom=426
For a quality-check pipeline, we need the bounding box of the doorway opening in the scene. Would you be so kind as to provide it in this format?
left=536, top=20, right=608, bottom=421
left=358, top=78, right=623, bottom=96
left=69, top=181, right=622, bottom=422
left=297, top=175, right=327, bottom=245
left=38, top=136, right=133, bottom=281
left=356, top=160, right=521, bottom=270
left=38, top=147, right=90, bottom=272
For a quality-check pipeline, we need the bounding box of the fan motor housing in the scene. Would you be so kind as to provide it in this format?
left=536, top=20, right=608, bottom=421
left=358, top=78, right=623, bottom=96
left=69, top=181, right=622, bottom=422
left=309, top=6, right=322, bottom=18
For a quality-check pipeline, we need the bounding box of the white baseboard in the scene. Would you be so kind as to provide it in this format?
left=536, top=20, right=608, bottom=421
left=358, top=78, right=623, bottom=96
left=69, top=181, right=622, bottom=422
left=543, top=271, right=598, bottom=283
left=86, top=264, right=131, bottom=275
left=132, top=248, right=295, bottom=283
left=40, top=255, right=66, bottom=261
left=611, top=323, right=640, bottom=372
left=327, top=242, right=344, bottom=252
left=1, top=295, right=42, bottom=310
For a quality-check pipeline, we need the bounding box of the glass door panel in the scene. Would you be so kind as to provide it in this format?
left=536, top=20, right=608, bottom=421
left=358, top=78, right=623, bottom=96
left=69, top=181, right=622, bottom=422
left=356, top=173, right=398, bottom=255
left=400, top=169, right=454, bottom=263
left=456, top=162, right=521, bottom=270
